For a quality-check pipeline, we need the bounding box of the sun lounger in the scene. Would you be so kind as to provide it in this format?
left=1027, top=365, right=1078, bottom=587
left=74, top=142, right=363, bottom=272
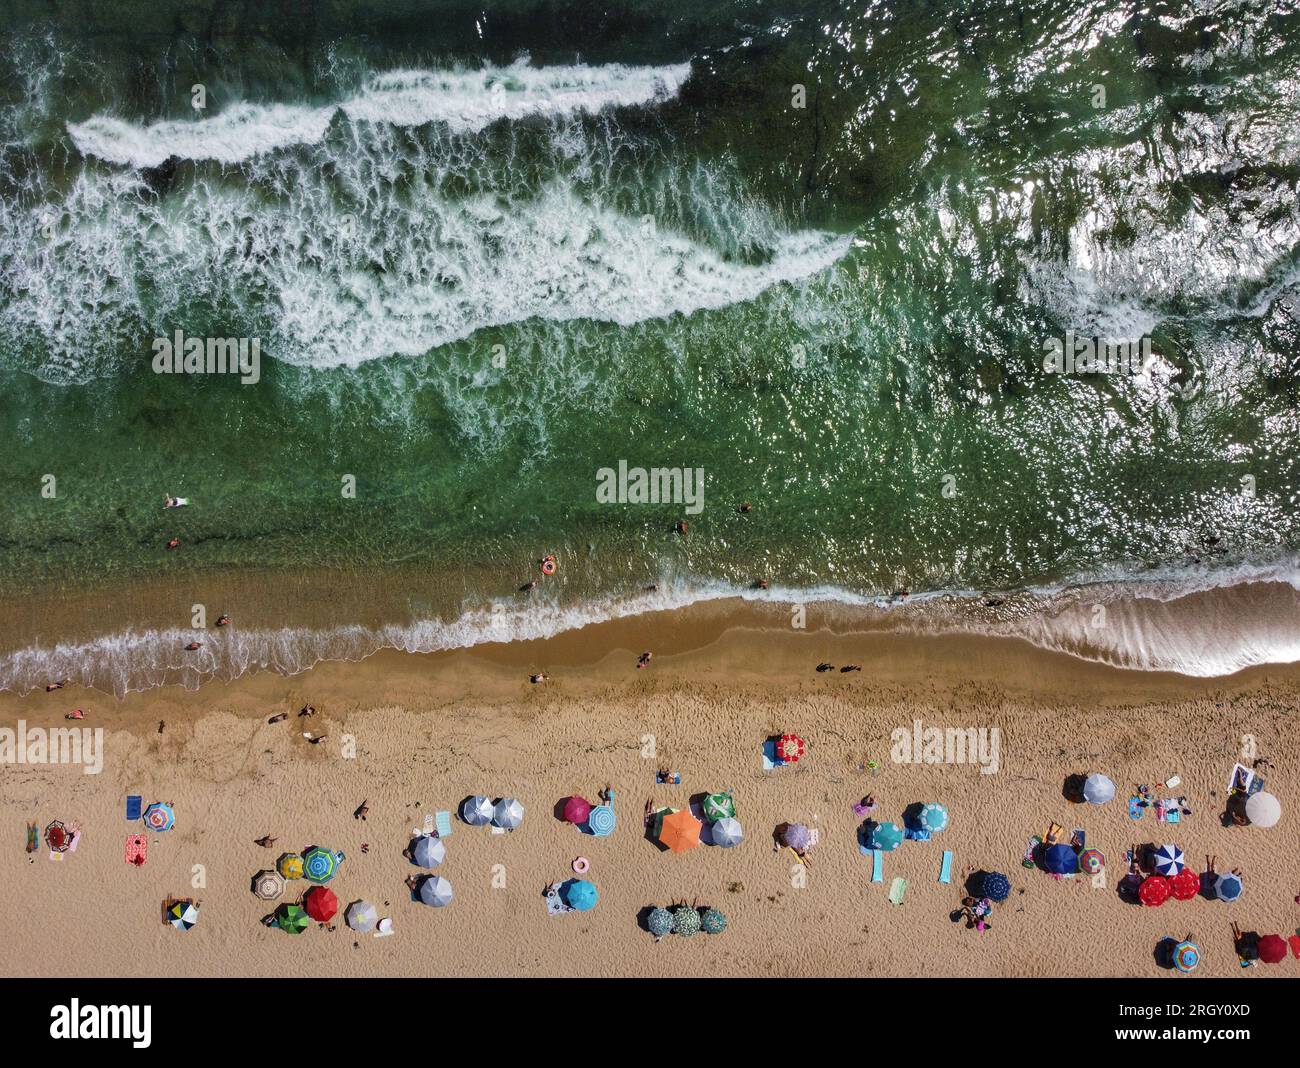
left=125, top=795, right=142, bottom=821
left=435, top=811, right=452, bottom=837
left=939, top=851, right=953, bottom=884
left=807, top=828, right=820, bottom=848
left=871, top=849, right=884, bottom=883
left=1045, top=822, right=1064, bottom=844
left=888, top=877, right=907, bottom=905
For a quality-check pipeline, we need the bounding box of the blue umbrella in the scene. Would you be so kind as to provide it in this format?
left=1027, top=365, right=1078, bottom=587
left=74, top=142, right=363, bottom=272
left=560, top=879, right=598, bottom=912
left=1043, top=843, right=1078, bottom=875
left=1214, top=872, right=1243, bottom=902
left=978, top=871, right=1011, bottom=902
left=868, top=821, right=904, bottom=852
left=586, top=805, right=616, bottom=837
left=1152, top=844, right=1185, bottom=876
left=919, top=803, right=949, bottom=833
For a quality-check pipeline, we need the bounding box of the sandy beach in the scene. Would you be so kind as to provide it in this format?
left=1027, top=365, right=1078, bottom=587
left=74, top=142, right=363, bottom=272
left=2, top=605, right=1296, bottom=979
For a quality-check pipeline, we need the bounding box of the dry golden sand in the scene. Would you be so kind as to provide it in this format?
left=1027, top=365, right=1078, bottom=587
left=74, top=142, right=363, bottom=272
left=1, top=610, right=1297, bottom=979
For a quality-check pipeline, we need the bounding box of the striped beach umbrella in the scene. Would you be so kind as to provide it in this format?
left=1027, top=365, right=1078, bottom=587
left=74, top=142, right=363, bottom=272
left=412, top=836, right=445, bottom=868
left=1214, top=872, right=1243, bottom=902
left=647, top=907, right=674, bottom=937
left=712, top=817, right=744, bottom=848
left=1139, top=875, right=1171, bottom=907
left=1083, top=773, right=1116, bottom=805
left=671, top=906, right=702, bottom=937
left=1079, top=849, right=1106, bottom=875
left=1173, top=940, right=1200, bottom=973
left=701, top=908, right=727, bottom=934
left=919, top=803, right=949, bottom=833
left=461, top=795, right=494, bottom=826
left=560, top=879, right=598, bottom=912
left=302, top=846, right=340, bottom=884
left=1152, top=844, right=1185, bottom=876
left=702, top=791, right=736, bottom=822
left=43, top=820, right=71, bottom=853
left=492, top=798, right=525, bottom=830
left=869, top=821, right=903, bottom=853
left=167, top=901, right=199, bottom=931
left=277, top=852, right=304, bottom=880
left=657, top=809, right=702, bottom=853
left=275, top=903, right=310, bottom=934
left=345, top=900, right=378, bottom=933
left=143, top=802, right=175, bottom=832
left=586, top=805, right=616, bottom=837
left=304, top=885, right=338, bottom=922
left=1170, top=868, right=1201, bottom=901
left=252, top=869, right=286, bottom=901
left=418, top=875, right=453, bottom=907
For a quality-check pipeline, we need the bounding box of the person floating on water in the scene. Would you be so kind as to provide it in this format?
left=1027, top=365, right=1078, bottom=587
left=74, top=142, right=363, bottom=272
left=215, top=614, right=231, bottom=626
left=539, top=554, right=557, bottom=575
left=45, top=678, right=69, bottom=692
left=166, top=538, right=180, bottom=550
left=164, top=495, right=189, bottom=508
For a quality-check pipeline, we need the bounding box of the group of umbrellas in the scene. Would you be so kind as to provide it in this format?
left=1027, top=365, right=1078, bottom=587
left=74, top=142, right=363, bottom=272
left=272, top=845, right=344, bottom=886
left=408, top=832, right=454, bottom=907
left=864, top=802, right=948, bottom=853
left=653, top=790, right=742, bottom=852
left=461, top=796, right=525, bottom=830
left=560, top=792, right=616, bottom=837
left=646, top=905, right=727, bottom=939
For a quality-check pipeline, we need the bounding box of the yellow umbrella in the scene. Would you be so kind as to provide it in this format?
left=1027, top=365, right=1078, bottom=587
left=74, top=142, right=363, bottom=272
left=277, top=852, right=304, bottom=880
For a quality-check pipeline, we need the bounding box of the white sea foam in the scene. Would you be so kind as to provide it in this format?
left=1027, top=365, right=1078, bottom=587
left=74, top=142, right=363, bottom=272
left=67, top=60, right=693, bottom=168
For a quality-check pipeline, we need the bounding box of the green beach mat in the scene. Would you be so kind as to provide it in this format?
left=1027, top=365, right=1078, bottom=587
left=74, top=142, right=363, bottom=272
left=888, top=877, right=907, bottom=906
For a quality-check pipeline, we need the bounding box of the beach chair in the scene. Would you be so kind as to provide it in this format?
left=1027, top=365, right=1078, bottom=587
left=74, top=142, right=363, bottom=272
left=1045, top=822, right=1064, bottom=844
left=939, top=851, right=953, bottom=884
left=887, top=877, right=907, bottom=906
left=435, top=811, right=453, bottom=838
left=871, top=849, right=884, bottom=883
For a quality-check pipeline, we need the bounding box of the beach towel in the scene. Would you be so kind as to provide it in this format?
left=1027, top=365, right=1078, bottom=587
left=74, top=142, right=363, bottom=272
left=435, top=811, right=453, bottom=838
left=887, top=877, right=907, bottom=906
left=125, top=835, right=147, bottom=866
left=25, top=823, right=37, bottom=853
left=761, top=739, right=777, bottom=771
left=871, top=849, right=884, bottom=883
left=126, top=795, right=142, bottom=821
left=1071, top=829, right=1085, bottom=849
left=1128, top=796, right=1144, bottom=820
left=939, top=851, right=953, bottom=884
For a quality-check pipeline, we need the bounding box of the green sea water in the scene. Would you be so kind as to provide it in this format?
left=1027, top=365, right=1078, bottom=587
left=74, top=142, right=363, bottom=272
left=1, top=0, right=1298, bottom=691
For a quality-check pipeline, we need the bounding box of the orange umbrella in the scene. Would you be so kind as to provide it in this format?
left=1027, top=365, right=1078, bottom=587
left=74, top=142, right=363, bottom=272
left=657, top=809, right=702, bottom=853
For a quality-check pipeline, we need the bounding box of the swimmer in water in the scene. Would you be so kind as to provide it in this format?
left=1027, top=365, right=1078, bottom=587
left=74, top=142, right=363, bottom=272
left=184, top=641, right=202, bottom=651
left=216, top=614, right=231, bottom=626
left=674, top=520, right=689, bottom=535
left=637, top=652, right=652, bottom=669
left=164, top=495, right=189, bottom=509
left=166, top=538, right=180, bottom=550
left=530, top=673, right=549, bottom=684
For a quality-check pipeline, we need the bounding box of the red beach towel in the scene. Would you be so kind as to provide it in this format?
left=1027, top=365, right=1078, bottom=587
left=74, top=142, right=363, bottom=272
left=125, top=835, right=147, bottom=866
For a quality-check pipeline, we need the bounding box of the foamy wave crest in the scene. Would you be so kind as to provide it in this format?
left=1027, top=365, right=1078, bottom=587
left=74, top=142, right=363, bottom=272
left=67, top=60, right=692, bottom=167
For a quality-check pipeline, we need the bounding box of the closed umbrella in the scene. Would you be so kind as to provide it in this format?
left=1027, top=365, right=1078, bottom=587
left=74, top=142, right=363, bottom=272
left=1043, top=843, right=1078, bottom=875
left=657, top=809, right=702, bottom=853
left=493, top=798, right=525, bottom=830
left=143, top=802, right=175, bottom=832
left=978, top=871, right=1011, bottom=902
left=1139, top=875, right=1171, bottom=907
left=701, top=908, right=727, bottom=934
left=711, top=817, right=744, bottom=847
left=1258, top=934, right=1287, bottom=964
left=586, top=804, right=616, bottom=837
left=671, top=906, right=702, bottom=937
left=702, top=792, right=736, bottom=821
left=1079, top=849, right=1106, bottom=875
left=919, top=803, right=949, bottom=833
left=1173, top=940, right=1200, bottom=973
left=418, top=875, right=453, bottom=907
left=461, top=796, right=493, bottom=825
left=1170, top=868, right=1201, bottom=901
left=304, top=886, right=338, bottom=922
left=1214, top=872, right=1243, bottom=902
left=412, top=836, right=446, bottom=868
left=1152, top=844, right=1185, bottom=876
left=302, top=846, right=340, bottom=884
left=167, top=901, right=199, bottom=931
left=868, top=821, right=903, bottom=853
left=782, top=823, right=812, bottom=851
left=252, top=869, right=286, bottom=901
left=647, top=907, right=674, bottom=937
left=561, top=879, right=598, bottom=912
left=345, top=900, right=378, bottom=933
left=276, top=903, right=310, bottom=933
left=1245, top=792, right=1281, bottom=828
left=277, top=852, right=304, bottom=880
left=1083, top=773, right=1116, bottom=805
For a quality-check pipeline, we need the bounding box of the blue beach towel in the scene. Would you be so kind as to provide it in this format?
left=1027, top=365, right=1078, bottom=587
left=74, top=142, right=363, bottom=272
left=435, top=811, right=452, bottom=837
left=939, top=851, right=953, bottom=884
left=125, top=795, right=142, bottom=821
left=871, top=849, right=884, bottom=883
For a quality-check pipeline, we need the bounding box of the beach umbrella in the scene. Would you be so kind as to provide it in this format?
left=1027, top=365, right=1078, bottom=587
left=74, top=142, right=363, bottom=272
left=1214, top=872, right=1243, bottom=902
left=701, top=908, right=727, bottom=934
left=275, top=903, right=310, bottom=934
left=978, top=871, right=1011, bottom=902
left=345, top=900, right=378, bottom=933
left=1139, top=875, right=1171, bottom=907
left=586, top=805, right=616, bottom=837
left=302, top=846, right=340, bottom=884
left=1152, top=844, right=1185, bottom=876
left=782, top=823, right=813, bottom=852
left=1083, top=773, right=1116, bottom=805
left=303, top=886, right=338, bottom=923
left=561, top=879, right=598, bottom=912
left=712, top=817, right=744, bottom=848
left=1258, top=934, right=1287, bottom=964
left=702, top=791, right=736, bottom=822
left=252, top=869, right=286, bottom=901
left=868, top=821, right=903, bottom=853
left=562, top=796, right=592, bottom=825
left=1170, top=868, right=1201, bottom=901
left=277, top=852, right=304, bottom=880
left=418, top=875, right=454, bottom=908
left=461, top=796, right=494, bottom=826
left=919, top=803, right=949, bottom=833
left=143, top=802, right=175, bottom=832
left=1079, top=849, right=1106, bottom=875
left=43, top=820, right=71, bottom=853
left=167, top=901, right=199, bottom=931
left=412, top=836, right=446, bottom=868
left=1173, top=940, right=1200, bottom=973
left=492, top=798, right=525, bottom=830
left=657, top=809, right=702, bottom=853
left=671, top=906, right=702, bottom=937
left=776, top=734, right=805, bottom=763
left=1043, top=843, right=1078, bottom=875
left=647, top=907, right=674, bottom=938
left=1245, top=792, right=1281, bottom=828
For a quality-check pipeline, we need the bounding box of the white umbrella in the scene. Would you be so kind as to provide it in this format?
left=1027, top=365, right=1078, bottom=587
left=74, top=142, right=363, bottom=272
left=1083, top=772, right=1116, bottom=805
left=418, top=875, right=454, bottom=907
left=412, top=836, right=446, bottom=868
left=712, top=817, right=744, bottom=847
left=345, top=900, right=378, bottom=933
left=1245, top=791, right=1281, bottom=828
left=492, top=797, right=524, bottom=829
left=461, top=795, right=494, bottom=825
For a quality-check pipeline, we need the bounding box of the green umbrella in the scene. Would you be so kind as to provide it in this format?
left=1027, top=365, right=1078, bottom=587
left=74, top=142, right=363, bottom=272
left=701, top=908, right=727, bottom=934
left=276, top=904, right=310, bottom=934
left=672, top=906, right=702, bottom=937
left=647, top=907, right=673, bottom=937
left=702, top=791, right=736, bottom=822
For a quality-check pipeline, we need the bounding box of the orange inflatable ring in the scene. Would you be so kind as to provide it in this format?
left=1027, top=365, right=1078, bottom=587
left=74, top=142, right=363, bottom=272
left=541, top=556, right=557, bottom=575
